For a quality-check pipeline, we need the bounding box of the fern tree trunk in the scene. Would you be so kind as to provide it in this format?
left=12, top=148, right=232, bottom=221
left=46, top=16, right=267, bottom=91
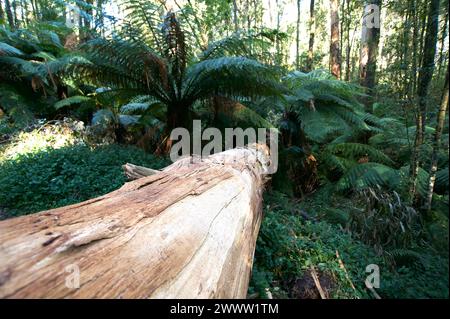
left=280, top=111, right=319, bottom=197
left=409, top=0, right=440, bottom=204
left=0, top=146, right=271, bottom=298
left=425, top=68, right=449, bottom=213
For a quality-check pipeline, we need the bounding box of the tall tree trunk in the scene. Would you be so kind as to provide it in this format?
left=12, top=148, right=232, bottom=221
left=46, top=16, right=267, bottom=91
left=20, top=0, right=26, bottom=27
left=296, top=0, right=301, bottom=69
left=306, top=0, right=315, bottom=71
left=425, top=68, right=449, bottom=213
left=359, top=0, right=381, bottom=112
left=330, top=0, right=342, bottom=78
left=30, top=0, right=36, bottom=19
left=0, top=0, right=5, bottom=23
left=345, top=0, right=351, bottom=81
left=4, top=0, right=14, bottom=29
left=96, top=0, right=104, bottom=34
left=0, top=146, right=271, bottom=298
left=11, top=0, right=17, bottom=27
left=275, top=0, right=282, bottom=65
left=409, top=0, right=440, bottom=203
left=253, top=0, right=258, bottom=29
left=246, top=0, right=251, bottom=30
left=233, top=0, right=238, bottom=31
left=437, top=1, right=449, bottom=78
left=401, top=6, right=410, bottom=99
left=411, top=0, right=419, bottom=96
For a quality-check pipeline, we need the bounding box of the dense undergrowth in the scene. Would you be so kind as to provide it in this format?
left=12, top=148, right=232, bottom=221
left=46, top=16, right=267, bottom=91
left=250, top=190, right=449, bottom=299
left=0, top=122, right=168, bottom=218
left=0, top=124, right=447, bottom=298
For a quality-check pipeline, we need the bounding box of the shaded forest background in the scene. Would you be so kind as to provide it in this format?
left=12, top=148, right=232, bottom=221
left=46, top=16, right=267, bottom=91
left=0, top=0, right=448, bottom=298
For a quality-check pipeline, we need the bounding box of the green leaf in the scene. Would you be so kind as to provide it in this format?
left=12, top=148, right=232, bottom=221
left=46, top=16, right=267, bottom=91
left=54, top=96, right=92, bottom=110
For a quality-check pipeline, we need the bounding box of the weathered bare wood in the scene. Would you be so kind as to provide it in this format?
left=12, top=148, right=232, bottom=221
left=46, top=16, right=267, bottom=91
left=0, top=145, right=271, bottom=299
left=122, top=163, right=160, bottom=180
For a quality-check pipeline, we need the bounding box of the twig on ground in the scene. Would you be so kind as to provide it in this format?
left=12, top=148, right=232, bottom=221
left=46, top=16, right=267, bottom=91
left=310, top=266, right=327, bottom=299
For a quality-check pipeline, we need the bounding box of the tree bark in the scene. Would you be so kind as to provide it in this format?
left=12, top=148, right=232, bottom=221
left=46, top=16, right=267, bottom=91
left=0, top=146, right=271, bottom=298
left=0, top=0, right=5, bottom=24
left=296, top=0, right=301, bottom=69
left=306, top=0, right=315, bottom=72
left=233, top=0, right=239, bottom=31
left=4, top=0, right=14, bottom=29
left=11, top=0, right=17, bottom=28
left=409, top=0, right=440, bottom=203
left=437, top=1, right=449, bottom=79
left=344, top=0, right=351, bottom=81
left=330, top=0, right=342, bottom=78
left=359, top=0, right=381, bottom=112
left=425, top=68, right=449, bottom=213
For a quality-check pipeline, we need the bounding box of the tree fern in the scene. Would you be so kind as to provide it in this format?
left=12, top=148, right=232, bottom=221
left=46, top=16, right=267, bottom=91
left=336, top=163, right=400, bottom=191
left=54, top=95, right=92, bottom=110
left=325, top=143, right=394, bottom=165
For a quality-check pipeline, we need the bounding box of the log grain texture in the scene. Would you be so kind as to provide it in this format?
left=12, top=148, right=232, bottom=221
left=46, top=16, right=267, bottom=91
left=0, top=145, right=271, bottom=298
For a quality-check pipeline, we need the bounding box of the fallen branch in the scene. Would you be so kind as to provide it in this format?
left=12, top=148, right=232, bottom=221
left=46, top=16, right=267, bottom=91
left=335, top=249, right=359, bottom=298
left=310, top=266, right=327, bottom=299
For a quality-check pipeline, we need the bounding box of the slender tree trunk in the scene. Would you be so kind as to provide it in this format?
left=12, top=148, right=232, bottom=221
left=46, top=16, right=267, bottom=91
left=0, top=0, right=5, bottom=23
left=340, top=0, right=344, bottom=62
left=296, top=0, right=301, bottom=69
left=253, top=0, right=258, bottom=29
left=245, top=0, right=251, bottom=30
left=437, top=2, right=449, bottom=78
left=359, top=0, right=381, bottom=112
left=11, top=0, right=17, bottom=27
left=425, top=68, right=449, bottom=213
left=20, top=0, right=26, bottom=27
left=418, top=1, right=427, bottom=64
left=401, top=6, right=410, bottom=99
left=306, top=0, right=315, bottom=71
left=275, top=0, right=281, bottom=65
left=34, top=0, right=40, bottom=20
left=330, top=0, right=342, bottom=78
left=233, top=0, right=238, bottom=31
left=96, top=0, right=104, bottom=34
left=30, top=0, right=36, bottom=19
left=4, top=0, right=14, bottom=29
left=345, top=0, right=351, bottom=81
left=411, top=0, right=419, bottom=96
left=409, top=0, right=440, bottom=204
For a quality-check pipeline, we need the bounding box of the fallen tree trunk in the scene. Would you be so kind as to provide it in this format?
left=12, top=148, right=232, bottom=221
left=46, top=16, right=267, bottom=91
left=0, top=145, right=271, bottom=298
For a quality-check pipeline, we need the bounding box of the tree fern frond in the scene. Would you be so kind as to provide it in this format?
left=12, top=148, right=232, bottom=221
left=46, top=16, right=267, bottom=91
left=184, top=57, right=283, bottom=101
left=337, top=163, right=400, bottom=191
left=200, top=30, right=274, bottom=60
left=326, top=143, right=394, bottom=165
left=0, top=41, right=25, bottom=56
left=321, top=152, right=356, bottom=174
left=54, top=96, right=92, bottom=110
left=436, top=169, right=449, bottom=189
